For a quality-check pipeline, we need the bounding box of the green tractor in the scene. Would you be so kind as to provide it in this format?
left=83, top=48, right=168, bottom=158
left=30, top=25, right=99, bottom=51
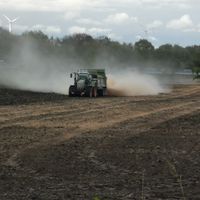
left=69, top=69, right=107, bottom=97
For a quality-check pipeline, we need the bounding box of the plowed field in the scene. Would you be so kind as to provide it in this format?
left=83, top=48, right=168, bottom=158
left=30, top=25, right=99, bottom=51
left=0, top=84, right=200, bottom=200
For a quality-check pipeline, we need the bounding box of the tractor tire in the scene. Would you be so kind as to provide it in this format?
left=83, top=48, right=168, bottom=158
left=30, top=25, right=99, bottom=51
left=69, top=85, right=76, bottom=97
left=98, top=88, right=107, bottom=97
left=86, top=87, right=93, bottom=98
left=98, top=89, right=103, bottom=97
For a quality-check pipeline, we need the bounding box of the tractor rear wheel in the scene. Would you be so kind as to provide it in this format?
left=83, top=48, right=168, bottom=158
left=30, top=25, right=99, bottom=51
left=86, top=87, right=93, bottom=97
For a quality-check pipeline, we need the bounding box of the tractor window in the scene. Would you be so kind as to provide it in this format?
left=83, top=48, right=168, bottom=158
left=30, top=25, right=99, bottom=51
left=78, top=73, right=89, bottom=80
left=92, top=74, right=97, bottom=78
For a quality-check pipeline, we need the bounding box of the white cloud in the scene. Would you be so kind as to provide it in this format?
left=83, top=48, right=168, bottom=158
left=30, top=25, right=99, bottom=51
left=131, top=17, right=138, bottom=23
left=32, top=24, right=61, bottom=34
left=135, top=34, right=157, bottom=42
left=105, top=13, right=137, bottom=24
left=2, top=23, right=61, bottom=34
left=45, top=26, right=61, bottom=34
left=166, top=14, right=193, bottom=30
left=136, top=35, right=142, bottom=40
left=0, top=0, right=199, bottom=45
left=64, top=12, right=80, bottom=21
left=148, top=36, right=157, bottom=41
left=14, top=24, right=29, bottom=32
left=139, top=0, right=193, bottom=9
left=88, top=27, right=111, bottom=35
left=68, top=25, right=120, bottom=39
left=0, top=0, right=199, bottom=13
left=68, top=26, right=87, bottom=34
left=107, top=32, right=122, bottom=41
left=0, top=0, right=63, bottom=12
left=147, top=20, right=163, bottom=29
left=76, top=18, right=102, bottom=26
left=68, top=26, right=111, bottom=35
left=0, top=0, right=106, bottom=12
left=105, top=13, right=129, bottom=24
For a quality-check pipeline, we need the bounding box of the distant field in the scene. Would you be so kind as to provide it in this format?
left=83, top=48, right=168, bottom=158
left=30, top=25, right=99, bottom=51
left=154, top=73, right=195, bottom=85
left=0, top=84, right=200, bottom=199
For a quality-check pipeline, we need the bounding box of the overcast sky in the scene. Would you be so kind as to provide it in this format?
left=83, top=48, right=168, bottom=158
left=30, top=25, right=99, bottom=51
left=0, top=0, right=200, bottom=46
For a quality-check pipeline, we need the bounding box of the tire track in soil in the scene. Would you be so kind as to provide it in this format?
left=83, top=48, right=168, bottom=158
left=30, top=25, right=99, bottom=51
left=0, top=84, right=200, bottom=199
left=4, top=101, right=199, bottom=168
left=1, top=85, right=199, bottom=129
left=0, top=84, right=199, bottom=122
left=1, top=85, right=200, bottom=167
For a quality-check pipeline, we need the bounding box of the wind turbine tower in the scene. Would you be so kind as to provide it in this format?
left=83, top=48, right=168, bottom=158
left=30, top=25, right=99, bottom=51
left=3, top=15, right=19, bottom=33
left=144, top=29, right=150, bottom=39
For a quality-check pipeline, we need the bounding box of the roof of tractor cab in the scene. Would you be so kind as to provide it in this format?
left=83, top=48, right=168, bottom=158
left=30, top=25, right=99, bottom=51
left=78, top=69, right=106, bottom=77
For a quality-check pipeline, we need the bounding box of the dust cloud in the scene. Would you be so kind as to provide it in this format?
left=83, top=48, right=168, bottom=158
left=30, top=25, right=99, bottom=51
left=107, top=70, right=168, bottom=96
left=0, top=38, right=168, bottom=96
left=0, top=66, right=69, bottom=94
left=0, top=39, right=74, bottom=95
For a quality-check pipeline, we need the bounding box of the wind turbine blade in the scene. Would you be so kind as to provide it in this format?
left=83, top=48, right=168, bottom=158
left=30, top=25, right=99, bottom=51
left=3, top=15, right=11, bottom=22
left=12, top=17, right=19, bottom=23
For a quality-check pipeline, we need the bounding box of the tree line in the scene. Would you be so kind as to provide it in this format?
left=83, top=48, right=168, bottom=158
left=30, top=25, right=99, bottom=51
left=0, top=27, right=200, bottom=77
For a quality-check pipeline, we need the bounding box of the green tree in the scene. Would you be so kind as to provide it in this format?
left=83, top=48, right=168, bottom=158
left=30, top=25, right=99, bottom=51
left=134, top=39, right=154, bottom=63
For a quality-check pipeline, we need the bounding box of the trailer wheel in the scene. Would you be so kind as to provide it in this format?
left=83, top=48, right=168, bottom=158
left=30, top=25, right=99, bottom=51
left=93, top=87, right=97, bottom=97
left=98, top=88, right=106, bottom=97
left=103, top=88, right=107, bottom=96
left=98, top=90, right=103, bottom=97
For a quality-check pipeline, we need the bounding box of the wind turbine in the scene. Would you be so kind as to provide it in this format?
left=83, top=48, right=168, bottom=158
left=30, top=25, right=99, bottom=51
left=3, top=15, right=19, bottom=33
left=139, top=23, right=150, bottom=39
left=138, top=22, right=158, bottom=42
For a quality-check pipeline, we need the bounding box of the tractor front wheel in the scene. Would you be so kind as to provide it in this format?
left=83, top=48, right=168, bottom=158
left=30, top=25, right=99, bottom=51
left=69, top=85, right=76, bottom=97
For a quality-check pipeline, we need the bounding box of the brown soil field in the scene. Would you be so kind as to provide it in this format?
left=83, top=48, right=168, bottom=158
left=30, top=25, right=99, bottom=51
left=0, top=84, right=200, bottom=200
